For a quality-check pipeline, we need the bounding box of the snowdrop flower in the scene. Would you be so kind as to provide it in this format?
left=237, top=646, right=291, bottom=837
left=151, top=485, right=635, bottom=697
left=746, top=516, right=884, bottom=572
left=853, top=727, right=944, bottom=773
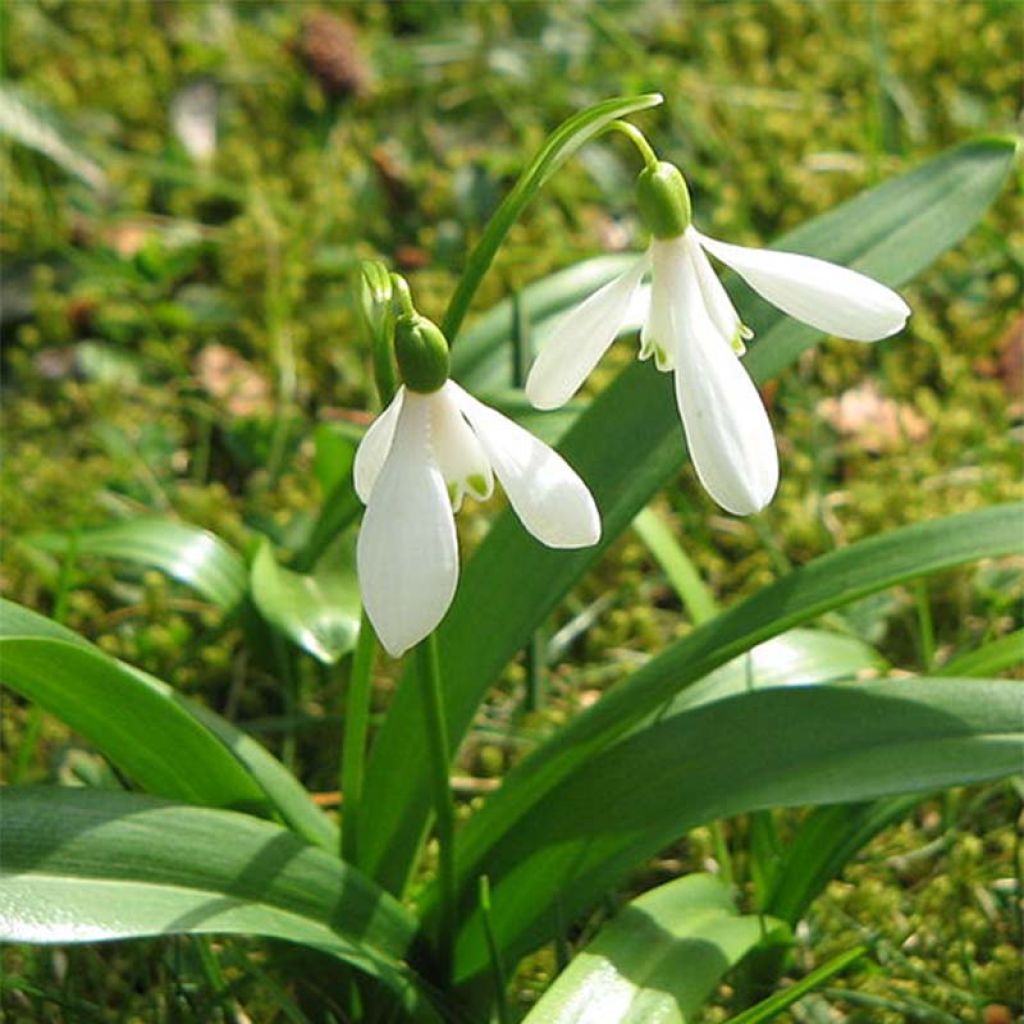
left=356, top=308, right=600, bottom=657
left=526, top=160, right=910, bottom=516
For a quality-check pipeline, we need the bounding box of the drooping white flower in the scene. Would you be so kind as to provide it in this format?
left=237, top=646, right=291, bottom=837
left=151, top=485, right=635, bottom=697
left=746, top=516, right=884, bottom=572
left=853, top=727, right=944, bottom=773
left=355, top=380, right=600, bottom=657
left=526, top=210, right=909, bottom=516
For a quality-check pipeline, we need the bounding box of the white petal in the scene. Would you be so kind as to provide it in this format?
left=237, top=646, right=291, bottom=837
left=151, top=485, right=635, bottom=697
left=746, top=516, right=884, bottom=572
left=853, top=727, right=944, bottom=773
left=354, top=387, right=406, bottom=504
left=430, top=382, right=494, bottom=511
left=356, top=392, right=459, bottom=657
left=697, top=231, right=910, bottom=342
left=450, top=383, right=600, bottom=549
left=525, top=255, right=648, bottom=410
left=684, top=227, right=751, bottom=354
left=671, top=249, right=779, bottom=515
left=640, top=239, right=681, bottom=371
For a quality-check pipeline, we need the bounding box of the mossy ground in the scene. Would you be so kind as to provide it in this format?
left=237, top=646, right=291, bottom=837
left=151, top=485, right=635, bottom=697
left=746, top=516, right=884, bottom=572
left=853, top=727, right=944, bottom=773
left=2, top=1, right=1021, bottom=1021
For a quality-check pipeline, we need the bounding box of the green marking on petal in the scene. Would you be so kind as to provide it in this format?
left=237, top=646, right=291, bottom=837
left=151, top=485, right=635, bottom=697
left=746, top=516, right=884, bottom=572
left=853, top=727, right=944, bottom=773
left=731, top=322, right=754, bottom=354
left=653, top=344, right=673, bottom=371
left=467, top=473, right=488, bottom=497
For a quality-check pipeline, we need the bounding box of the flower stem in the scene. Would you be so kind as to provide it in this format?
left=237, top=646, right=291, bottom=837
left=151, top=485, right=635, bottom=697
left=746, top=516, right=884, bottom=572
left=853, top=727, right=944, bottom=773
left=440, top=94, right=663, bottom=345
left=341, top=611, right=376, bottom=865
left=605, top=119, right=660, bottom=171
left=417, top=632, right=456, bottom=985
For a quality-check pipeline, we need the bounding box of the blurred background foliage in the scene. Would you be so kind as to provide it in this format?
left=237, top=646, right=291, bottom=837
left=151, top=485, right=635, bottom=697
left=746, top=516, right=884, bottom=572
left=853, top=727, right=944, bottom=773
left=1, top=1, right=1021, bottom=1021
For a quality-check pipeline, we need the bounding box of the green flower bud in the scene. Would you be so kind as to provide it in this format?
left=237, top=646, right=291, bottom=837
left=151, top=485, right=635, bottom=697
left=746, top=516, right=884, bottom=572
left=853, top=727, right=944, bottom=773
left=635, top=161, right=691, bottom=239
left=394, top=313, right=450, bottom=393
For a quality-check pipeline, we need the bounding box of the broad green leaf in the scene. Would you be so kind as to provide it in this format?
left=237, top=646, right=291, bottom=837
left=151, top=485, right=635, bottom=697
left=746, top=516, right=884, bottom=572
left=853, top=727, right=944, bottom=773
left=442, top=94, right=663, bottom=343
left=0, top=788, right=438, bottom=1019
left=364, top=499, right=1022, bottom=899
left=473, top=389, right=583, bottom=446
left=521, top=874, right=783, bottom=1024
left=757, top=626, right=1022, bottom=933
left=0, top=600, right=337, bottom=850
left=314, top=422, right=360, bottom=498
left=295, top=477, right=362, bottom=573
left=450, top=677, right=1024, bottom=985
left=457, top=137, right=1019, bottom=391
left=26, top=519, right=247, bottom=611
left=251, top=536, right=361, bottom=664
left=447, top=506, right=1022, bottom=922
left=357, top=138, right=1019, bottom=897
left=661, top=627, right=887, bottom=715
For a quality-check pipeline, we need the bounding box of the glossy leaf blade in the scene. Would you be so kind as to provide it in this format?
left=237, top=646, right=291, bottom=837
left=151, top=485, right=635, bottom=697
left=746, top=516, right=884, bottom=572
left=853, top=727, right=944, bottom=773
left=450, top=505, right=1022, bottom=901
left=661, top=627, right=887, bottom=715
left=0, top=600, right=337, bottom=850
left=522, top=874, right=783, bottom=1024
left=761, top=625, right=1024, bottom=930
left=1, top=637, right=273, bottom=814
left=250, top=537, right=361, bottom=664
left=0, top=788, right=436, bottom=1018
left=357, top=139, right=1018, bottom=896
left=27, top=519, right=247, bottom=611
left=452, top=677, right=1024, bottom=983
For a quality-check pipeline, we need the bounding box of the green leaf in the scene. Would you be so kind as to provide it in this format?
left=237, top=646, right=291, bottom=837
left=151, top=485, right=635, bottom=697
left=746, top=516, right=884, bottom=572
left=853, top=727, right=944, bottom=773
left=250, top=536, right=361, bottom=664
left=365, top=498, right=1022, bottom=900
left=0, top=788, right=438, bottom=1019
left=26, top=519, right=248, bottom=611
left=452, top=254, right=637, bottom=390
left=0, top=600, right=337, bottom=850
left=295, top=477, right=363, bottom=574
left=632, top=506, right=719, bottom=626
left=521, top=875, right=784, bottom=1024
left=760, top=798, right=919, bottom=928
left=446, top=506, right=1022, bottom=927
left=442, top=94, right=663, bottom=343
left=451, top=677, right=1024, bottom=984
left=313, top=422, right=360, bottom=499
left=938, top=629, right=1024, bottom=678
left=756, top=625, right=1023, bottom=933
left=356, top=138, right=1019, bottom=897
left=661, top=627, right=887, bottom=715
